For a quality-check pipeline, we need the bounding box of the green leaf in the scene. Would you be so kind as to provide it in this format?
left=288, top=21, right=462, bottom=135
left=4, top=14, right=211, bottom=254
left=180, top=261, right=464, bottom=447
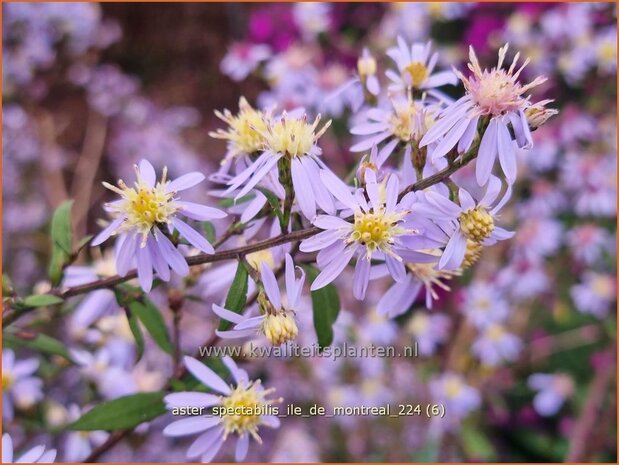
left=125, top=309, right=145, bottom=362
left=129, top=300, right=173, bottom=354
left=2, top=274, right=14, bottom=295
left=202, top=222, right=216, bottom=244
left=461, top=424, right=496, bottom=461
left=3, top=332, right=73, bottom=362
left=76, top=234, right=94, bottom=251
left=303, top=265, right=340, bottom=348
left=255, top=187, right=284, bottom=224
left=219, top=193, right=254, bottom=208
left=68, top=392, right=167, bottom=431
left=218, top=261, right=249, bottom=331
left=50, top=200, right=74, bottom=254
left=23, top=294, right=64, bottom=308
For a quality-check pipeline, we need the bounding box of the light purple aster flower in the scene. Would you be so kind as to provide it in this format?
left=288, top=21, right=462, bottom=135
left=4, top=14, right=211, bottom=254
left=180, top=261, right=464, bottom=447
left=326, top=48, right=380, bottom=113
left=63, top=404, right=109, bottom=462
left=461, top=281, right=511, bottom=329
left=220, top=43, right=272, bottom=82
left=2, top=433, right=56, bottom=463
left=570, top=271, right=616, bottom=318
left=406, top=312, right=450, bottom=356
left=213, top=254, right=305, bottom=346
left=430, top=372, right=480, bottom=419
left=223, top=112, right=335, bottom=220
left=567, top=224, right=614, bottom=265
left=91, top=159, right=226, bottom=292
left=2, top=349, right=43, bottom=421
left=350, top=95, right=441, bottom=167
left=420, top=44, right=548, bottom=185
left=415, top=175, right=513, bottom=269
left=163, top=356, right=281, bottom=462
left=385, top=37, right=458, bottom=93
left=528, top=373, right=574, bottom=417
left=300, top=170, right=418, bottom=298
left=471, top=323, right=522, bottom=367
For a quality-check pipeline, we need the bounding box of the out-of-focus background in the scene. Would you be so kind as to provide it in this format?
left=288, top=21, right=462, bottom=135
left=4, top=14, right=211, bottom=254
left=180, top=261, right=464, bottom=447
left=2, top=2, right=617, bottom=463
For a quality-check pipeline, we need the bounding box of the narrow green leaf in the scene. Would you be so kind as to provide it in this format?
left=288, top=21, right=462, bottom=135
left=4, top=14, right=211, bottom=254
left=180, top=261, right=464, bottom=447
left=2, top=274, right=14, bottom=295
left=255, top=187, right=284, bottom=224
left=68, top=392, right=167, bottom=431
left=303, top=265, right=340, bottom=348
left=218, top=261, right=249, bottom=331
left=23, top=294, right=64, bottom=308
left=219, top=193, right=254, bottom=208
left=202, top=222, right=216, bottom=244
left=461, top=424, right=497, bottom=461
left=50, top=200, right=74, bottom=254
left=3, top=333, right=73, bottom=362
left=125, top=309, right=145, bottom=362
left=48, top=248, right=67, bottom=287
left=129, top=300, right=173, bottom=354
left=76, top=234, right=94, bottom=251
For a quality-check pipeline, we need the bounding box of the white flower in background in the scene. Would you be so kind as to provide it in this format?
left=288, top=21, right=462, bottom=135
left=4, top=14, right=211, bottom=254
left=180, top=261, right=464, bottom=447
left=2, top=349, right=43, bottom=421
left=2, top=433, right=56, bottom=463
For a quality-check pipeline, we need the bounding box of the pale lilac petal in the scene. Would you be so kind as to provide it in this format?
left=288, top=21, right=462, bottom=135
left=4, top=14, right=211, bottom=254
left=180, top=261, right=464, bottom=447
left=187, top=428, right=224, bottom=459
left=365, top=178, right=381, bottom=212
left=458, top=115, right=480, bottom=153
left=147, top=237, right=170, bottom=282
left=138, top=160, right=157, bottom=188
left=15, top=445, right=45, bottom=463
left=225, top=151, right=270, bottom=194
left=422, top=70, right=458, bottom=88
left=233, top=315, right=265, bottom=331
left=163, top=416, right=221, bottom=437
left=136, top=244, right=153, bottom=292
left=222, top=356, right=249, bottom=385
left=239, top=192, right=267, bottom=224
left=497, top=120, right=517, bottom=184
left=116, top=234, right=138, bottom=276
left=261, top=415, right=281, bottom=428
left=200, top=436, right=225, bottom=463
left=178, top=201, right=227, bottom=221
left=260, top=261, right=281, bottom=309
left=172, top=218, right=214, bottom=254
left=490, top=226, right=515, bottom=241
left=37, top=450, right=56, bottom=463
left=166, top=172, right=205, bottom=193
left=299, top=229, right=341, bottom=252
left=430, top=117, right=471, bottom=161
left=353, top=258, right=371, bottom=300
left=491, top=182, right=512, bottom=214
left=165, top=392, right=222, bottom=408
left=3, top=434, right=13, bottom=463
left=311, top=246, right=356, bottom=290
left=420, top=100, right=471, bottom=146
left=350, top=131, right=391, bottom=152
left=316, top=240, right=345, bottom=268
left=304, top=157, right=335, bottom=215
left=216, top=329, right=257, bottom=339
left=439, top=231, right=467, bottom=269
left=377, top=138, right=399, bottom=166
left=92, top=215, right=126, bottom=247
left=285, top=254, right=298, bottom=307
left=313, top=215, right=351, bottom=230
left=458, top=188, right=476, bottom=211
left=183, top=356, right=231, bottom=395
left=425, top=191, right=461, bottom=217
left=366, top=75, right=380, bottom=95
left=235, top=153, right=281, bottom=199
left=350, top=122, right=390, bottom=135
left=476, top=118, right=499, bottom=186
left=235, top=435, right=249, bottom=462
left=385, top=175, right=400, bottom=213
left=376, top=276, right=417, bottom=317
left=212, top=304, right=244, bottom=324
left=291, top=158, right=316, bottom=220
left=155, top=228, right=189, bottom=276
left=385, top=254, right=406, bottom=283
left=480, top=175, right=502, bottom=207
left=320, top=170, right=357, bottom=211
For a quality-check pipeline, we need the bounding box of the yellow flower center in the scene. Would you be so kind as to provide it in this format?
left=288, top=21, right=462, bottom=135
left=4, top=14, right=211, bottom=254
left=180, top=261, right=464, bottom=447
left=444, top=378, right=463, bottom=398
left=350, top=210, right=405, bottom=255
left=220, top=381, right=276, bottom=441
left=2, top=372, right=14, bottom=391
left=459, top=208, right=494, bottom=242
left=406, top=250, right=460, bottom=299
left=103, top=168, right=177, bottom=243
left=405, top=61, right=429, bottom=88
left=591, top=275, right=614, bottom=299
left=210, top=97, right=269, bottom=157
left=462, top=239, right=483, bottom=269
left=262, top=311, right=298, bottom=346
left=407, top=313, right=429, bottom=335
left=246, top=250, right=275, bottom=271
left=485, top=323, right=505, bottom=341
left=389, top=102, right=417, bottom=142
left=598, top=41, right=616, bottom=64
left=261, top=115, right=331, bottom=158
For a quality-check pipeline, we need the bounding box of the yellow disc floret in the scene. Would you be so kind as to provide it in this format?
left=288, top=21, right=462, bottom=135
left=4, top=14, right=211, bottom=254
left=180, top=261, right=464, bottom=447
left=103, top=165, right=178, bottom=245
left=220, top=380, right=279, bottom=442
left=405, top=61, right=429, bottom=88
left=257, top=114, right=331, bottom=158
left=262, top=311, right=298, bottom=346
left=459, top=207, right=494, bottom=242
left=2, top=372, right=14, bottom=391
left=209, top=97, right=270, bottom=159
left=350, top=210, right=406, bottom=256
left=462, top=239, right=483, bottom=269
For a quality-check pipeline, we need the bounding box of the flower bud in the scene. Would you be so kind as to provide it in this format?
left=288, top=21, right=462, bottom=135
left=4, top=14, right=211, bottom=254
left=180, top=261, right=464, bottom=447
left=525, top=100, right=558, bottom=129
left=262, top=311, right=298, bottom=346
left=357, top=51, right=377, bottom=78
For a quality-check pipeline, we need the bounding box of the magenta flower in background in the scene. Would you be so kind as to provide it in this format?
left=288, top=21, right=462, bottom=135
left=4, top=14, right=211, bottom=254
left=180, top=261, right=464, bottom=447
left=163, top=356, right=281, bottom=462
left=91, top=159, right=226, bottom=292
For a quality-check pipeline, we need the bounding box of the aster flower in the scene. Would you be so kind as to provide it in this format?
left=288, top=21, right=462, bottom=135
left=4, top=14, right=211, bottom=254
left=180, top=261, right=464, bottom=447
left=350, top=95, right=440, bottom=166
left=163, top=356, right=282, bottom=462
left=405, top=312, right=450, bottom=356
left=416, top=176, right=513, bottom=269
left=213, top=254, right=304, bottom=346
left=91, top=159, right=226, bottom=292
left=300, top=170, right=417, bottom=298
left=224, top=112, right=335, bottom=220
left=220, top=43, right=272, bottom=82
left=327, top=48, right=380, bottom=112
left=461, top=281, right=510, bottom=329
left=421, top=43, right=548, bottom=185
left=430, top=373, right=480, bottom=419
left=385, top=37, right=458, bottom=93
left=2, top=349, right=43, bottom=421
left=567, top=224, right=614, bottom=265
left=208, top=97, right=272, bottom=177
left=570, top=271, right=616, bottom=318
left=528, top=373, right=574, bottom=417
left=64, top=405, right=109, bottom=462
left=471, top=323, right=522, bottom=367
left=2, top=433, right=56, bottom=463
